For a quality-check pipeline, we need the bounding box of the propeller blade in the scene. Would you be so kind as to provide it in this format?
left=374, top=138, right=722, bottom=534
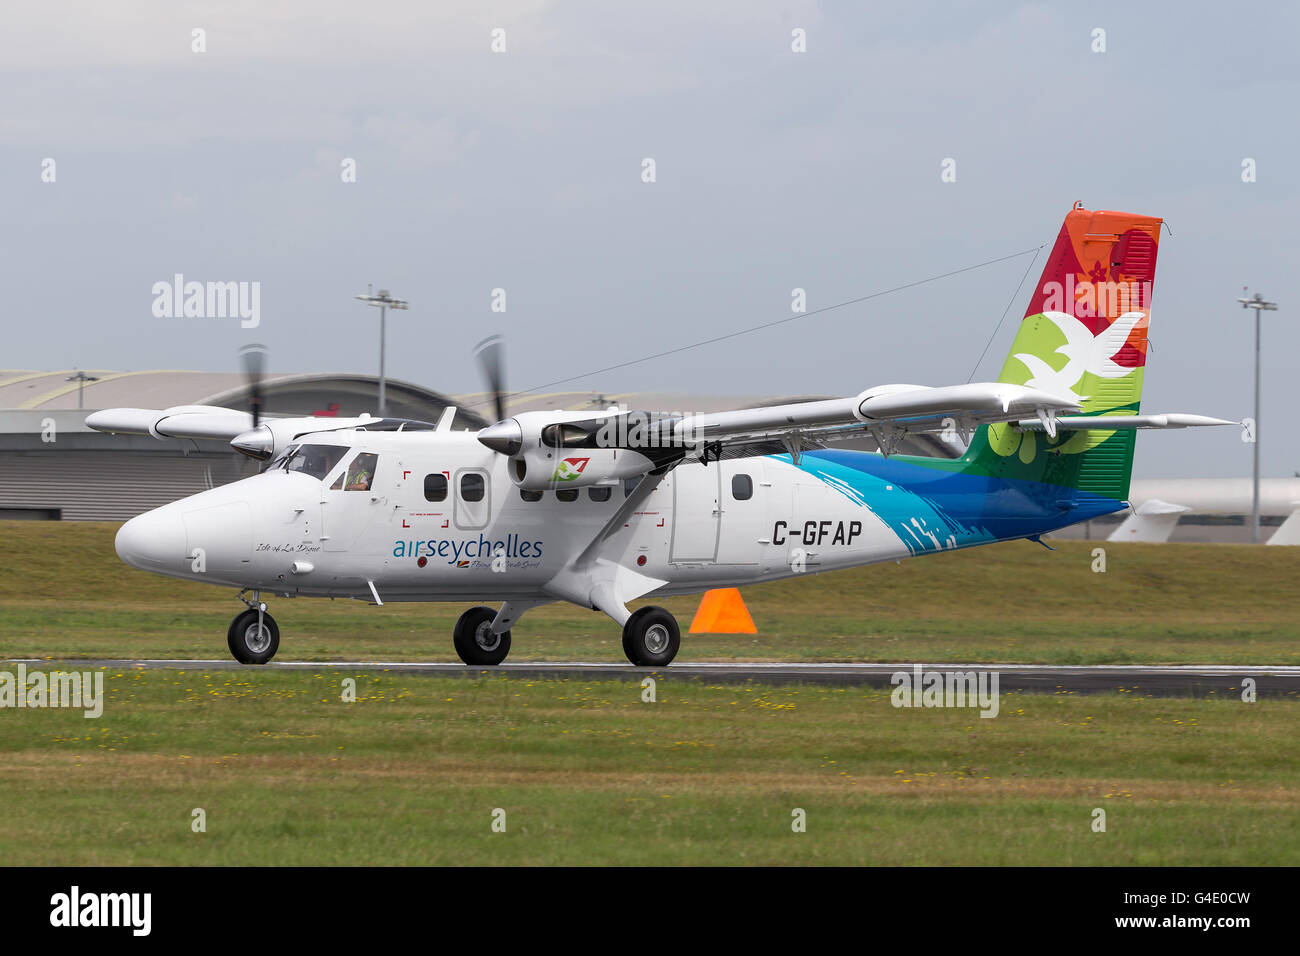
left=473, top=334, right=507, bottom=423
left=239, top=343, right=268, bottom=429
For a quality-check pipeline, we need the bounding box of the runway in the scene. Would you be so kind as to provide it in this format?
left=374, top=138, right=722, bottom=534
left=9, top=659, right=1300, bottom=697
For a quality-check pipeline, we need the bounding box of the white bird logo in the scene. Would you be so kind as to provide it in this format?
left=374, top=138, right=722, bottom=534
left=1013, top=310, right=1144, bottom=402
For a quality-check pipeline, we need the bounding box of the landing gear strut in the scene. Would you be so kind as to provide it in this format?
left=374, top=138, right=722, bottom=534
left=622, top=606, right=680, bottom=667
left=228, top=592, right=279, bottom=665
left=454, top=606, right=512, bottom=665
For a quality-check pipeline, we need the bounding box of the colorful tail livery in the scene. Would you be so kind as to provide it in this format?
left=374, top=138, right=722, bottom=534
left=968, top=204, right=1162, bottom=500
left=787, top=204, right=1220, bottom=556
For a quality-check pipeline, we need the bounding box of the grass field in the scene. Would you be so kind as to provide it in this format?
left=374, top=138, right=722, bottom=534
left=1, top=520, right=1296, bottom=665
left=1, top=668, right=1297, bottom=865
left=3, top=521, right=1297, bottom=865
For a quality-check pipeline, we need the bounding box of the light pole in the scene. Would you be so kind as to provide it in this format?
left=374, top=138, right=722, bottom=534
left=65, top=369, right=99, bottom=409
left=354, top=287, right=408, bottom=417
left=1238, top=290, right=1278, bottom=543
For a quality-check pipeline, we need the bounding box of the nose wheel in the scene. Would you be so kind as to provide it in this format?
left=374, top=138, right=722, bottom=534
left=622, top=606, right=680, bottom=667
left=228, top=605, right=280, bottom=665
left=453, top=606, right=512, bottom=665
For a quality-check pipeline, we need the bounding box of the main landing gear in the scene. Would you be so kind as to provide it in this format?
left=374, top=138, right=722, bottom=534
left=450, top=603, right=682, bottom=667
left=621, top=607, right=680, bottom=667
left=228, top=591, right=279, bottom=665
left=453, top=606, right=512, bottom=666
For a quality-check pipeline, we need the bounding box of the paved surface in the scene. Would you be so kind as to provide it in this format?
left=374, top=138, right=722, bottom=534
left=9, top=659, right=1300, bottom=697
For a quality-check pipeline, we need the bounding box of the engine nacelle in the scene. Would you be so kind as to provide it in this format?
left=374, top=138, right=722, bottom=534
left=480, top=409, right=685, bottom=490
left=511, top=445, right=655, bottom=490
left=230, top=423, right=282, bottom=461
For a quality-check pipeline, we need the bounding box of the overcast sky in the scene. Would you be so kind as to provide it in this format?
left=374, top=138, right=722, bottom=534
left=4, top=1, right=1297, bottom=477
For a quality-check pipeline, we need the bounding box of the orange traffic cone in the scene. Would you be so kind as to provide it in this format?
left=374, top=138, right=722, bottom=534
left=688, top=588, right=757, bottom=634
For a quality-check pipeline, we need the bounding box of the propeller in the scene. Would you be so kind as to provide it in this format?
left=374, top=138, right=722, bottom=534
left=239, top=343, right=268, bottom=428
left=473, top=334, right=526, bottom=455
left=473, top=334, right=508, bottom=424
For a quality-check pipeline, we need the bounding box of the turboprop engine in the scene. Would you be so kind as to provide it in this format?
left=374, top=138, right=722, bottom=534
left=477, top=409, right=696, bottom=490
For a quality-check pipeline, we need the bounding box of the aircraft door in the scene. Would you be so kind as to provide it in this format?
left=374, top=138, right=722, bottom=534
left=670, top=461, right=720, bottom=563
left=715, top=461, right=764, bottom=565
left=321, top=450, right=384, bottom=552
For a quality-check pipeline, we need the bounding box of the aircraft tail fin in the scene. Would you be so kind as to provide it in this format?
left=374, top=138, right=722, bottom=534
left=965, top=204, right=1163, bottom=501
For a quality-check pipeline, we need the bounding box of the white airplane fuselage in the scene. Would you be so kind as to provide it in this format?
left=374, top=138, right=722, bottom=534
left=115, top=429, right=931, bottom=604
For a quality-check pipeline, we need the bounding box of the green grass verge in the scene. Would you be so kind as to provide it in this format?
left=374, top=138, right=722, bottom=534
left=0, top=669, right=1295, bottom=865
left=2, top=520, right=1297, bottom=665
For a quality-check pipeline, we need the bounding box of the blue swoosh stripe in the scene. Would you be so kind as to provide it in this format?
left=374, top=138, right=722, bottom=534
left=778, top=449, right=1126, bottom=555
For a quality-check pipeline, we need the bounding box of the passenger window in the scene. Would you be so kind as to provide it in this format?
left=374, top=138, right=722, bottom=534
left=285, top=444, right=348, bottom=481
left=732, top=473, right=753, bottom=501
left=556, top=488, right=578, bottom=502
left=454, top=468, right=490, bottom=530
left=424, top=474, right=448, bottom=502
left=588, top=486, right=611, bottom=502
left=343, top=453, right=379, bottom=491
left=461, top=473, right=485, bottom=502
left=520, top=488, right=543, bottom=502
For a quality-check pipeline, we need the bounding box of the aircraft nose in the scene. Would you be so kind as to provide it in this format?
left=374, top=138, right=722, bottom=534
left=115, top=508, right=187, bottom=571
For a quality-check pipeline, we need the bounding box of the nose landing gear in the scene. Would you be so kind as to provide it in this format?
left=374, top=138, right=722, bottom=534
left=228, top=591, right=280, bottom=664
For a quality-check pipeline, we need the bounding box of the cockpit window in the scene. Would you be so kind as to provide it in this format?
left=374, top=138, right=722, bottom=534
left=341, top=452, right=378, bottom=491
left=270, top=443, right=300, bottom=469
left=283, top=444, right=348, bottom=481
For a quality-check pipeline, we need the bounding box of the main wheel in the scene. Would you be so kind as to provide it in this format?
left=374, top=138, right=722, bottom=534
left=227, top=608, right=280, bottom=665
left=454, top=606, right=512, bottom=665
left=622, top=606, right=680, bottom=667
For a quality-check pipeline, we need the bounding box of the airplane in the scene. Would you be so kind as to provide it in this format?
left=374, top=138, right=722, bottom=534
left=86, top=204, right=1234, bottom=668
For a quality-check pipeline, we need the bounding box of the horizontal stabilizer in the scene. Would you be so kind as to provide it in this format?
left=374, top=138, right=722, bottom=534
left=1017, top=413, right=1237, bottom=432
left=1108, top=498, right=1190, bottom=543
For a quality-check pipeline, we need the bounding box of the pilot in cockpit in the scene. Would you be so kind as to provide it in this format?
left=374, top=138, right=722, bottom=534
left=344, top=453, right=376, bottom=491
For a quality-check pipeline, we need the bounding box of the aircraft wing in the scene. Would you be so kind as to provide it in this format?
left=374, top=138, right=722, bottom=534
left=669, top=382, right=1083, bottom=456
left=84, top=405, right=392, bottom=459
left=85, top=406, right=256, bottom=441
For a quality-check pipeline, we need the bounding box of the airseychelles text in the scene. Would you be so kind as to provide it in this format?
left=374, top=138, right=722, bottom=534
left=394, top=534, right=543, bottom=564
